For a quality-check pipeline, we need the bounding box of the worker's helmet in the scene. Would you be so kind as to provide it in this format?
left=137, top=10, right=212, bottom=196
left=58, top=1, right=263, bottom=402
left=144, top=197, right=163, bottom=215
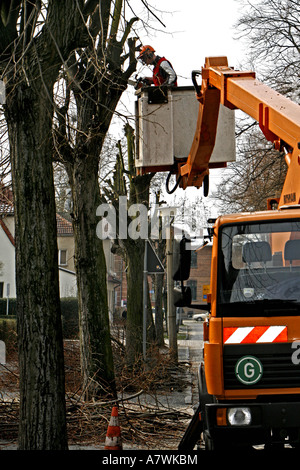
left=138, top=45, right=155, bottom=63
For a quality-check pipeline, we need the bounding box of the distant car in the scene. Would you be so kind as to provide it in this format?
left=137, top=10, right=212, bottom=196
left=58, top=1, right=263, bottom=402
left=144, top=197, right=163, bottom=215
left=193, top=312, right=208, bottom=322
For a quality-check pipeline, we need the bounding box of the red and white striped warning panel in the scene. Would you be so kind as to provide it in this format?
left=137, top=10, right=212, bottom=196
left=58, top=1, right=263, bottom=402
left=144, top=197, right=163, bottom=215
left=224, top=326, right=287, bottom=344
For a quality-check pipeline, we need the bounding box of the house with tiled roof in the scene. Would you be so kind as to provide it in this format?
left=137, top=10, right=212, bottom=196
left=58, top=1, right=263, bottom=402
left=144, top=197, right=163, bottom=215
left=0, top=189, right=122, bottom=313
left=0, top=199, right=15, bottom=299
left=0, top=195, right=77, bottom=299
left=56, top=213, right=75, bottom=274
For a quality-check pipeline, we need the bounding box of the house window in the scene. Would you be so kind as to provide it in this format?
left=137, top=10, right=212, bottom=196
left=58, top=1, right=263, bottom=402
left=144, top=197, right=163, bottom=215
left=0, top=282, right=3, bottom=298
left=191, top=251, right=197, bottom=268
left=59, top=249, right=67, bottom=266
left=187, top=279, right=197, bottom=301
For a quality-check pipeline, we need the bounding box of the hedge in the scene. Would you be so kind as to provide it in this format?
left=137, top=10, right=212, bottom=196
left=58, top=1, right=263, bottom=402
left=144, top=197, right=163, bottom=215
left=0, top=297, right=79, bottom=339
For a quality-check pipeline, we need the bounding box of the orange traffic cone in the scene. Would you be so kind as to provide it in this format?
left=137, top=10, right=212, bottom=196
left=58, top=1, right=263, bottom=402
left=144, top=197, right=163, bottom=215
left=104, top=406, right=122, bottom=450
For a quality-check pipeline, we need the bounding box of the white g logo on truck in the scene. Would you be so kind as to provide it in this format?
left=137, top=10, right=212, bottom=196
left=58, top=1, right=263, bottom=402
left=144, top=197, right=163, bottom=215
left=235, top=356, right=263, bottom=385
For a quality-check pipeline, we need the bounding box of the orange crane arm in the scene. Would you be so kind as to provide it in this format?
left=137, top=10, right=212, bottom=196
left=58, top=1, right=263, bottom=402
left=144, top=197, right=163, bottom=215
left=180, top=57, right=300, bottom=207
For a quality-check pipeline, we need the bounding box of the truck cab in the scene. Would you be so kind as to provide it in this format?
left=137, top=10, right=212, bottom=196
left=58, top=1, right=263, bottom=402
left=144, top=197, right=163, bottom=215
left=200, top=207, right=300, bottom=449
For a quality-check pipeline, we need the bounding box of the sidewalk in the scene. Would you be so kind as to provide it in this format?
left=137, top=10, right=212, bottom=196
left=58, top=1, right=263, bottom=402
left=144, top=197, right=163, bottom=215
left=164, top=322, right=196, bottom=406
left=0, top=322, right=200, bottom=451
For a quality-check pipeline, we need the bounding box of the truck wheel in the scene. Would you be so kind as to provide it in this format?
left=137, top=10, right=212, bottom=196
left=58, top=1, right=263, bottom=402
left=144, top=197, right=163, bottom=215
left=203, top=431, right=214, bottom=450
left=198, top=363, right=215, bottom=449
left=203, top=431, right=228, bottom=450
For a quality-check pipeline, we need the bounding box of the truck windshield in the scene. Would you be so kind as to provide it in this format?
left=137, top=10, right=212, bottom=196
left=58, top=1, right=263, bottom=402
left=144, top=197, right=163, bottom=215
left=218, top=219, right=300, bottom=316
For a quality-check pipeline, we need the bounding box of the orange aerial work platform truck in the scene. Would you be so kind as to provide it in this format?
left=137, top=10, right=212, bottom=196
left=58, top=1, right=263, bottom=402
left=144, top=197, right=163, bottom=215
left=135, top=57, right=300, bottom=450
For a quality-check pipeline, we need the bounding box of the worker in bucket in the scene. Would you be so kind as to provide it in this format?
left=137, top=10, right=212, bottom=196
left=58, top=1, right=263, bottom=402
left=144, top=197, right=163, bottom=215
left=137, top=45, right=177, bottom=88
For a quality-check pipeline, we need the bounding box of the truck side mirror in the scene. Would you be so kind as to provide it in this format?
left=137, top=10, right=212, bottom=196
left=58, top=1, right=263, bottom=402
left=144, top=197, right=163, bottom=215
left=172, top=237, right=192, bottom=307
left=172, top=237, right=191, bottom=281
left=174, top=286, right=192, bottom=307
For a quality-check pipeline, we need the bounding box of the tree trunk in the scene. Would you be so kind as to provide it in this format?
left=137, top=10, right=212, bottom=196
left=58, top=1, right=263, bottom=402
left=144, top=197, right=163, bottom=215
left=6, top=84, right=68, bottom=450
left=111, top=137, right=155, bottom=367
left=125, top=240, right=144, bottom=367
left=67, top=156, right=116, bottom=399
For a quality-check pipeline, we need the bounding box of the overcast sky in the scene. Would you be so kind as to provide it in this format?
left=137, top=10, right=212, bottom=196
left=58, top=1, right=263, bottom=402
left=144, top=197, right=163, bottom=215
left=130, top=0, right=246, bottom=85
left=115, top=0, right=249, bottom=218
left=147, top=1, right=243, bottom=81
left=117, top=0, right=247, bottom=113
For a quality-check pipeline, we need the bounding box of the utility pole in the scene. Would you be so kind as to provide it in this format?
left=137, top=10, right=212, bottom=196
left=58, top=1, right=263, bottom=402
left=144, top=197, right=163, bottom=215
left=143, top=240, right=148, bottom=361
left=166, top=224, right=178, bottom=361
left=158, top=207, right=178, bottom=362
left=143, top=240, right=164, bottom=361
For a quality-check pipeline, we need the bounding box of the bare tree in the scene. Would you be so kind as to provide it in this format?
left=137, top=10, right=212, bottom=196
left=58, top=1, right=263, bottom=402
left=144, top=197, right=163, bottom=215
left=0, top=0, right=181, bottom=447
left=53, top=1, right=141, bottom=397
left=0, top=0, right=119, bottom=450
left=213, top=122, right=286, bottom=213
left=104, top=124, right=154, bottom=367
left=214, top=0, right=299, bottom=213
left=236, top=0, right=300, bottom=97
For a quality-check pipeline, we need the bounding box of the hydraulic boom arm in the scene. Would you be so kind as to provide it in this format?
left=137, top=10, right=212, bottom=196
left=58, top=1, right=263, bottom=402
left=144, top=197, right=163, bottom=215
left=180, top=57, right=300, bottom=207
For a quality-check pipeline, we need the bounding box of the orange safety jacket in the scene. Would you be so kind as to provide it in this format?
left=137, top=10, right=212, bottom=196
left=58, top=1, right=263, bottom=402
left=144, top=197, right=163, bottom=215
left=153, top=57, right=177, bottom=86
